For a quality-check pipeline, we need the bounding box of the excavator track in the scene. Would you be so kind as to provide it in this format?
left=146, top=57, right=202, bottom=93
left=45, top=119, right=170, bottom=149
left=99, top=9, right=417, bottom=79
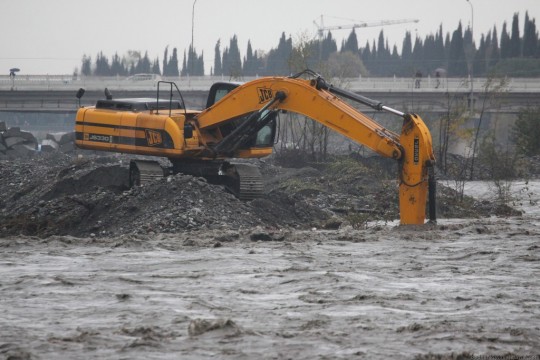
left=129, top=160, right=164, bottom=187
left=227, top=164, right=264, bottom=201
left=169, top=160, right=264, bottom=201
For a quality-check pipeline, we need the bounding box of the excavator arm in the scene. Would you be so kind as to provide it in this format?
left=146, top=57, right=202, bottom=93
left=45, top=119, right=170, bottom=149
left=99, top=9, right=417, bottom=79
left=194, top=71, right=436, bottom=225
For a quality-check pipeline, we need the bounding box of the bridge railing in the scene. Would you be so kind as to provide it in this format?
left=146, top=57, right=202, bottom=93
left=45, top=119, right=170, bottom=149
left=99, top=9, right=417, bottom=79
left=1, top=74, right=539, bottom=92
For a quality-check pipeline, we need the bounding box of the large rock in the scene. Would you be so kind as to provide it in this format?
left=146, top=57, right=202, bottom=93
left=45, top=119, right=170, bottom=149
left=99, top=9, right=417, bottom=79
left=60, top=141, right=75, bottom=153
left=41, top=139, right=59, bottom=152
left=10, top=144, right=35, bottom=157
left=4, top=127, right=22, bottom=138
left=2, top=127, right=37, bottom=150
left=46, top=132, right=75, bottom=145
left=19, top=130, right=38, bottom=146
left=5, top=136, right=26, bottom=148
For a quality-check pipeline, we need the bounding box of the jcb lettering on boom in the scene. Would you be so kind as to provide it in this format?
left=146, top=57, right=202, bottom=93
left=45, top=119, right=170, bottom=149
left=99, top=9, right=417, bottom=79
left=257, top=87, right=273, bottom=103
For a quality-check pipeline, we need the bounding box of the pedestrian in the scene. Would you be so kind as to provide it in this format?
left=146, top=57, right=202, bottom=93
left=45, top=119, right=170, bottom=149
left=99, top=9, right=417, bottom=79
left=415, top=71, right=422, bottom=89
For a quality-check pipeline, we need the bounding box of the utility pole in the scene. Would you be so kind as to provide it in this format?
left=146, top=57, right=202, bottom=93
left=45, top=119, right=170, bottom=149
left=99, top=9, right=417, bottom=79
left=467, top=0, right=474, bottom=113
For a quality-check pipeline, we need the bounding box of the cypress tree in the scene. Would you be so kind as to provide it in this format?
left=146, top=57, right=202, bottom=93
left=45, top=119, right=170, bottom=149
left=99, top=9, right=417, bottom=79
left=489, top=26, right=501, bottom=68
left=214, top=40, right=222, bottom=76
left=139, top=51, right=151, bottom=73
left=152, top=57, right=161, bottom=75
left=474, top=34, right=486, bottom=75
left=244, top=40, right=254, bottom=76
left=181, top=51, right=187, bottom=76
left=342, top=29, right=358, bottom=53
left=110, top=53, right=124, bottom=76
left=94, top=52, right=111, bottom=76
left=412, top=35, right=424, bottom=75
left=226, top=35, right=242, bottom=76
left=321, top=32, right=337, bottom=61
left=222, top=47, right=229, bottom=76
left=523, top=12, right=538, bottom=57
left=81, top=55, right=92, bottom=76
left=500, top=22, right=511, bottom=59
left=435, top=25, right=446, bottom=68
left=168, top=48, right=180, bottom=76
left=162, top=46, right=169, bottom=76
left=510, top=13, right=521, bottom=57
left=463, top=27, right=474, bottom=76
left=448, top=22, right=467, bottom=76
left=197, top=52, right=205, bottom=75
left=267, top=32, right=293, bottom=75
left=423, top=34, right=436, bottom=73
left=401, top=31, right=413, bottom=73
left=361, top=41, right=372, bottom=73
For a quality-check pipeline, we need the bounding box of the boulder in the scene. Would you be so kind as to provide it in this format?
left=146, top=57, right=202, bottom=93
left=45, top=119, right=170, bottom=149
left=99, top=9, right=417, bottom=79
left=4, top=127, right=22, bottom=138
left=10, top=144, right=35, bottom=157
left=60, top=141, right=75, bottom=153
left=19, top=130, right=38, bottom=145
left=46, top=132, right=75, bottom=145
left=5, top=136, right=26, bottom=148
left=41, top=139, right=59, bottom=152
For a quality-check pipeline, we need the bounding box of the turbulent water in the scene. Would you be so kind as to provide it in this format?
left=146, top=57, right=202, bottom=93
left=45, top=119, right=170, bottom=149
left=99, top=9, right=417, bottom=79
left=1, top=182, right=539, bottom=359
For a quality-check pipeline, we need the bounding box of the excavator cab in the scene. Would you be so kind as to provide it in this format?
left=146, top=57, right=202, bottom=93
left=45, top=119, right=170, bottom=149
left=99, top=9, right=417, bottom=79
left=205, top=82, right=277, bottom=150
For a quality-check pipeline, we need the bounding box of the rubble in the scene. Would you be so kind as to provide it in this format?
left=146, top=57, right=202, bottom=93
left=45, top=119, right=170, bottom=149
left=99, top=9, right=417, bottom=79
left=0, top=123, right=38, bottom=159
left=0, top=150, right=526, bottom=238
left=0, top=123, right=77, bottom=158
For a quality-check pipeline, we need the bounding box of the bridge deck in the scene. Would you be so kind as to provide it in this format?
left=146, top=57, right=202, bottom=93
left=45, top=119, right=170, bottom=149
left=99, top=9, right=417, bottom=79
left=1, top=76, right=539, bottom=113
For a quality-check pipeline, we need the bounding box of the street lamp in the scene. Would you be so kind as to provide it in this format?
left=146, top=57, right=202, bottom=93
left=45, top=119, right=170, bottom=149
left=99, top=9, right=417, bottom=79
left=190, top=0, right=198, bottom=78
left=466, top=0, right=474, bottom=112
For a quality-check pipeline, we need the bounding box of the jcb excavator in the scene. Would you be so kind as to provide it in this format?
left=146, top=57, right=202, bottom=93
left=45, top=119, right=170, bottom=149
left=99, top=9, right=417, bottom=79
left=75, top=70, right=436, bottom=225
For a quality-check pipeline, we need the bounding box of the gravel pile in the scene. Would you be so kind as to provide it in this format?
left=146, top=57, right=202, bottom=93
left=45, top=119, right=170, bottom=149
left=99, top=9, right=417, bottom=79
left=0, top=152, right=526, bottom=238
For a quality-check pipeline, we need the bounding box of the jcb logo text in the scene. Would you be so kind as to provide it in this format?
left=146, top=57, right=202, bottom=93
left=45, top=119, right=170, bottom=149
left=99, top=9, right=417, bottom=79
left=257, top=87, right=273, bottom=104
left=145, top=129, right=163, bottom=146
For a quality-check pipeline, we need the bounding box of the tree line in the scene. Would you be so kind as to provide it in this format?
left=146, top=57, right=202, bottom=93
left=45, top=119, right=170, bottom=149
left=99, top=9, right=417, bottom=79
left=80, top=11, right=539, bottom=78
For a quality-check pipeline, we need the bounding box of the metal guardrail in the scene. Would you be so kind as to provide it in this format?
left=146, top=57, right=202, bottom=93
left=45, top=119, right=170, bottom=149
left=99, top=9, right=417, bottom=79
left=1, top=74, right=539, bottom=92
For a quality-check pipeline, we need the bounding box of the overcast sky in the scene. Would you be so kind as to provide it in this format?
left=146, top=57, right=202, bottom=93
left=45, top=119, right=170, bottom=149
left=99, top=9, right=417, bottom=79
left=1, top=0, right=539, bottom=75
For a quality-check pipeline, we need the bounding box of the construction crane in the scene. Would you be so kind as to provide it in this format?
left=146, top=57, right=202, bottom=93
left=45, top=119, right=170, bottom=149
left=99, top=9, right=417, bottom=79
left=314, top=15, right=419, bottom=39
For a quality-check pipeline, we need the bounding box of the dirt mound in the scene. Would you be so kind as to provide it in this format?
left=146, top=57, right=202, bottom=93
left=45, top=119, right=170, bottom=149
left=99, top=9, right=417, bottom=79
left=0, top=153, right=520, bottom=238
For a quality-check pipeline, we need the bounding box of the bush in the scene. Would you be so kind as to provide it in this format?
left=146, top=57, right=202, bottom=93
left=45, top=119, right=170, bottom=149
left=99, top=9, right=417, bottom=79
left=512, top=106, right=540, bottom=157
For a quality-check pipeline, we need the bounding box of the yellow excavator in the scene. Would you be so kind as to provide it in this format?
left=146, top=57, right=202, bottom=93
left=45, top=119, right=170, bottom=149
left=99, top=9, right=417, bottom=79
left=75, top=70, right=436, bottom=225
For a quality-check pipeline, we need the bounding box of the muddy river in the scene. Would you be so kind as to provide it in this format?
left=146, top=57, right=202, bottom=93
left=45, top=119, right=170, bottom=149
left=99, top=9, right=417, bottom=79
left=1, top=182, right=539, bottom=359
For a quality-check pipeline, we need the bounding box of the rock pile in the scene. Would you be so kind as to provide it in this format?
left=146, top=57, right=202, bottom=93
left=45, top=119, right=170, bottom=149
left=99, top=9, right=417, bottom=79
left=0, top=151, right=526, bottom=238
left=0, top=122, right=77, bottom=159
left=0, top=122, right=38, bottom=159
left=41, top=132, right=76, bottom=153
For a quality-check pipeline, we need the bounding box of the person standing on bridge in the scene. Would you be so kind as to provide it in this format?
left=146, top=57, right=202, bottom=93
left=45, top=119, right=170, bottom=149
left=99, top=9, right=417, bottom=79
left=415, top=71, right=422, bottom=89
left=435, top=70, right=441, bottom=89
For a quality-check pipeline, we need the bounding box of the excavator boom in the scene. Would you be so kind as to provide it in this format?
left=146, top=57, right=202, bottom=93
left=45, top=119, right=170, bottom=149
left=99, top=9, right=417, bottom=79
left=196, top=72, right=436, bottom=225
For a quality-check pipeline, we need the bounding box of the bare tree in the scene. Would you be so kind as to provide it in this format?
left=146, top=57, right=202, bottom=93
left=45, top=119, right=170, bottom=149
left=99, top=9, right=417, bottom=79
left=468, top=75, right=509, bottom=179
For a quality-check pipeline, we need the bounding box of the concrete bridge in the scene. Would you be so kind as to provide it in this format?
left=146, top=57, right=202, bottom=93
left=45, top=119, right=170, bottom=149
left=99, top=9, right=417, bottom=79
left=0, top=75, right=539, bottom=145
left=1, top=74, right=539, bottom=112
